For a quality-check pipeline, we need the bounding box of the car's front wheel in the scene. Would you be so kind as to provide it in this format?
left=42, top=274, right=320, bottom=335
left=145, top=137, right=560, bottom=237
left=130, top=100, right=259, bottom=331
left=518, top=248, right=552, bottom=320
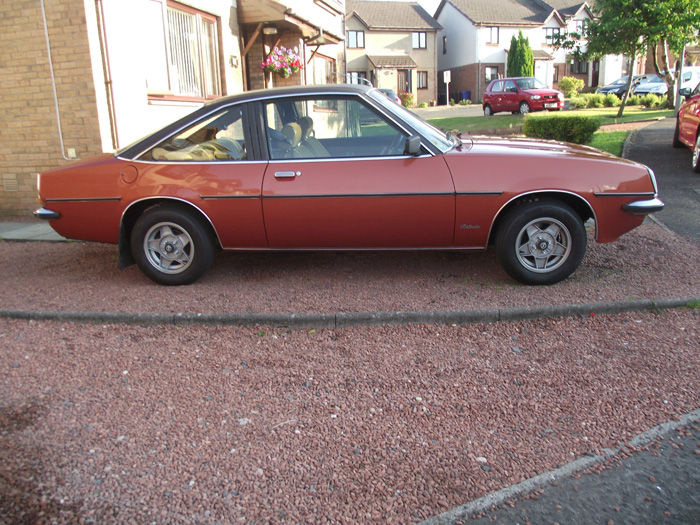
left=519, top=102, right=530, bottom=115
left=131, top=206, right=215, bottom=285
left=483, top=104, right=493, bottom=116
left=693, top=134, right=700, bottom=173
left=495, top=200, right=587, bottom=285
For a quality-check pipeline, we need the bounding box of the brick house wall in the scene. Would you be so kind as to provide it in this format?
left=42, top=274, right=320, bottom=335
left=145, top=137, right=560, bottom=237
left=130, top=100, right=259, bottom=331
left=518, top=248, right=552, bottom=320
left=0, top=0, right=102, bottom=217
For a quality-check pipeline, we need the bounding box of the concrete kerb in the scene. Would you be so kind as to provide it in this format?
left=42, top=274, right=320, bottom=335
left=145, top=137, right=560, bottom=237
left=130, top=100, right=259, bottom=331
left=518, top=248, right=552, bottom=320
left=420, top=407, right=700, bottom=525
left=1, top=297, right=698, bottom=329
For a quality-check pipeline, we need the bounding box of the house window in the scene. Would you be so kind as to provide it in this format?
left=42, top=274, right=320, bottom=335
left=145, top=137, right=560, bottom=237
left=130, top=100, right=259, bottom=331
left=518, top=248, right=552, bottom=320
left=348, top=71, right=368, bottom=85
left=311, top=54, right=337, bottom=84
left=442, top=35, right=447, bottom=54
left=412, top=31, right=427, bottom=49
left=574, top=20, right=588, bottom=35
left=485, top=66, right=499, bottom=83
left=417, top=71, right=428, bottom=89
left=553, top=65, right=560, bottom=83
left=145, top=0, right=222, bottom=101
left=545, top=27, right=560, bottom=45
left=347, top=30, right=365, bottom=49
left=486, top=26, right=499, bottom=45
left=572, top=58, right=588, bottom=74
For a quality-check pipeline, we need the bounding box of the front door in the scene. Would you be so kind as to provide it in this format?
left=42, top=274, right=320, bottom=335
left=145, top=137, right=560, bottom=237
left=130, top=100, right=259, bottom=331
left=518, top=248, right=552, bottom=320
left=397, top=69, right=411, bottom=94
left=260, top=95, right=455, bottom=249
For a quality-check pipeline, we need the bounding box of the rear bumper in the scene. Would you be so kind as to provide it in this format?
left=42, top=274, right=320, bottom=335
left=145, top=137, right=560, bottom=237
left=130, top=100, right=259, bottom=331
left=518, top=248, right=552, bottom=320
left=622, top=197, right=665, bottom=215
left=34, top=207, right=61, bottom=220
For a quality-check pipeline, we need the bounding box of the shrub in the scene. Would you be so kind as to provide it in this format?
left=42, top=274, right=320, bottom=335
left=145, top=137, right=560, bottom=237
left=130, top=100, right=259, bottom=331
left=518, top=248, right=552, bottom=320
left=603, top=94, right=621, bottom=107
left=418, top=102, right=428, bottom=108
left=641, top=94, right=666, bottom=108
left=458, top=99, right=472, bottom=105
left=626, top=94, right=642, bottom=106
left=580, top=93, right=605, bottom=108
left=569, top=97, right=588, bottom=109
left=524, top=115, right=601, bottom=144
left=559, top=76, right=585, bottom=98
left=399, top=92, right=414, bottom=108
left=449, top=98, right=455, bottom=106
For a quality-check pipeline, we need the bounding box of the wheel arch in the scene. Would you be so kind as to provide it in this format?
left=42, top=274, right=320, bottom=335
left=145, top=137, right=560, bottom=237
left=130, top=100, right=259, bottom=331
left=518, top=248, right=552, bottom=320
left=487, top=191, right=596, bottom=246
left=118, top=197, right=221, bottom=269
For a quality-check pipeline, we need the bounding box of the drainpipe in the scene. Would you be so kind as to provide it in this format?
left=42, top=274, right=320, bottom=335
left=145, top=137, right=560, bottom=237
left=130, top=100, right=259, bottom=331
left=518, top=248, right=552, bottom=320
left=40, top=0, right=75, bottom=160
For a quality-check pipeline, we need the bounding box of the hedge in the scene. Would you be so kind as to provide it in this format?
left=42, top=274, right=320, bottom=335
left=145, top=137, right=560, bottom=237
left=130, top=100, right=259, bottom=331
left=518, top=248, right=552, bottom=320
left=523, top=115, right=601, bottom=144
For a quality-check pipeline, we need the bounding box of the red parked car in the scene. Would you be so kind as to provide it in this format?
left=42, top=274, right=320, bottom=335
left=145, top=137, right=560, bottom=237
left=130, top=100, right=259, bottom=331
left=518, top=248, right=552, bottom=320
left=483, top=77, right=565, bottom=116
left=35, top=84, right=662, bottom=286
left=673, top=82, right=700, bottom=172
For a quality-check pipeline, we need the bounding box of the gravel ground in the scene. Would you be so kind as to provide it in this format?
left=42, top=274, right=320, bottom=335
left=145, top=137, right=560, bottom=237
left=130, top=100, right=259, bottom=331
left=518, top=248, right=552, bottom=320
left=1, top=309, right=699, bottom=523
left=2, top=221, right=700, bottom=316
left=1, top=218, right=700, bottom=523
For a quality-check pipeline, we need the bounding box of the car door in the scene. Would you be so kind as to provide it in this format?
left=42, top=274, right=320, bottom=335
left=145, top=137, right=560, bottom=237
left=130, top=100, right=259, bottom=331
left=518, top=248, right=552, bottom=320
left=679, top=84, right=700, bottom=146
left=259, top=95, right=455, bottom=249
left=488, top=80, right=504, bottom=111
left=503, top=80, right=519, bottom=111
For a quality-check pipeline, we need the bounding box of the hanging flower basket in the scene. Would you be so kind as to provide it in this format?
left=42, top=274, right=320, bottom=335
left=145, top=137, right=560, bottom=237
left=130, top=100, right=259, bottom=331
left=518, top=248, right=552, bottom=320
left=261, top=46, right=303, bottom=78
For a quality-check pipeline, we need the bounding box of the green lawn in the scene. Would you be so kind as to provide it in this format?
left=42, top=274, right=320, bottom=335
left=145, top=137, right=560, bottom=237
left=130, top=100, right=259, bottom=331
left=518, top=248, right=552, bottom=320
left=585, top=130, right=630, bottom=156
left=426, top=106, right=674, bottom=133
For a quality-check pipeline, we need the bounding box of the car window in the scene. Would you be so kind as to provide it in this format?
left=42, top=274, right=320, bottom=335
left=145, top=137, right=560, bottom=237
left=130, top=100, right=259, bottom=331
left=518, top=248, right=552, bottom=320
left=490, top=80, right=504, bottom=92
left=264, top=96, right=409, bottom=159
left=693, top=83, right=700, bottom=97
left=142, top=107, right=247, bottom=162
left=504, top=80, right=517, bottom=92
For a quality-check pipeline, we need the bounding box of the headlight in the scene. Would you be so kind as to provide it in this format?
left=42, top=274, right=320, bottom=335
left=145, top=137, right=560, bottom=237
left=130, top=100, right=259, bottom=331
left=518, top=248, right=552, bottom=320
left=651, top=85, right=666, bottom=93
left=558, top=93, right=565, bottom=100
left=531, top=95, right=541, bottom=100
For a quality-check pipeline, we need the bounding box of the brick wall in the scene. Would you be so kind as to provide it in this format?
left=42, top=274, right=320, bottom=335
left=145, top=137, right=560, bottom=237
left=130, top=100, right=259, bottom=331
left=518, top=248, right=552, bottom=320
left=0, top=0, right=102, bottom=217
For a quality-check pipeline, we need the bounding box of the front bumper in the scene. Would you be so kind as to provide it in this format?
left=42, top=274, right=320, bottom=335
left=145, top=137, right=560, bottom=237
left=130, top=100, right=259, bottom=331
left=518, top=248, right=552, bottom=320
left=34, top=207, right=61, bottom=220
left=622, top=197, right=665, bottom=215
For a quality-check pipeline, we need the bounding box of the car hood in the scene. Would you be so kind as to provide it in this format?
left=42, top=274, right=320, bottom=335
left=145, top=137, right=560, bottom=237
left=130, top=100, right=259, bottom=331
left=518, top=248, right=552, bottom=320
left=522, top=88, right=561, bottom=96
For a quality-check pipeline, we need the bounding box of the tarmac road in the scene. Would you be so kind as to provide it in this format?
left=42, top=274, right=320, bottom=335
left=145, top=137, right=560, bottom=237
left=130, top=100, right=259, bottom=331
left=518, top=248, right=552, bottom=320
left=625, top=118, right=700, bottom=247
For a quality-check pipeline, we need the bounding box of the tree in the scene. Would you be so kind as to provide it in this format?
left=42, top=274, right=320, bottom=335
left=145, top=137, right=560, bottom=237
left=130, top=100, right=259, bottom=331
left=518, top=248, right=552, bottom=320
left=507, top=30, right=534, bottom=77
left=554, top=0, right=700, bottom=116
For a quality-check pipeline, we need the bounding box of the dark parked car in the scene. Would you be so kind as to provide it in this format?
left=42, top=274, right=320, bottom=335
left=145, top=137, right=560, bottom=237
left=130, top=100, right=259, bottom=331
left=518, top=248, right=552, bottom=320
left=35, top=84, right=663, bottom=286
left=596, top=74, right=658, bottom=97
left=483, top=77, right=565, bottom=115
left=673, top=82, right=700, bottom=172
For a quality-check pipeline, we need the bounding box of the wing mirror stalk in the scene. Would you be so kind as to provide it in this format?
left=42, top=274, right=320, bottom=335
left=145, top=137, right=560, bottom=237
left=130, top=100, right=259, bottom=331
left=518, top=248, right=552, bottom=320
left=405, top=135, right=422, bottom=156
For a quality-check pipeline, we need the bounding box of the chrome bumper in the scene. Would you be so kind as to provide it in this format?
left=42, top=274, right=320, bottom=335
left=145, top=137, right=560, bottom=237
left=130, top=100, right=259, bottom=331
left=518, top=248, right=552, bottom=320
left=34, top=207, right=61, bottom=220
left=621, top=197, right=665, bottom=215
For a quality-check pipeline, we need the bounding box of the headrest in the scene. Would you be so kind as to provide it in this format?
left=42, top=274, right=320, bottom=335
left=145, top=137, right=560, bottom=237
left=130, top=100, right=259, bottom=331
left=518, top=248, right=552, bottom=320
left=280, top=122, right=302, bottom=148
left=297, top=117, right=314, bottom=140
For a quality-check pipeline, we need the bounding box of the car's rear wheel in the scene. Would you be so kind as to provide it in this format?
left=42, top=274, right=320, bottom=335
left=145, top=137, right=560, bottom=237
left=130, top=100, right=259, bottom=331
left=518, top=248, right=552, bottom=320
left=131, top=206, right=215, bottom=285
left=483, top=105, right=493, bottom=116
left=518, top=102, right=530, bottom=115
left=693, top=134, right=700, bottom=173
left=495, top=200, right=587, bottom=285
left=672, top=117, right=683, bottom=148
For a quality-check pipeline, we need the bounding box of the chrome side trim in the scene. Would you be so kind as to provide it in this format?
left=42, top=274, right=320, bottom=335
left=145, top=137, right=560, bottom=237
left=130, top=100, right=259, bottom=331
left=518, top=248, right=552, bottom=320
left=200, top=194, right=260, bottom=200
left=263, top=192, right=453, bottom=199
left=116, top=157, right=269, bottom=166
left=266, top=153, right=434, bottom=164
left=457, top=192, right=504, bottom=196
left=33, top=207, right=60, bottom=220
left=593, top=192, right=655, bottom=198
left=121, top=197, right=223, bottom=248
left=45, top=197, right=122, bottom=202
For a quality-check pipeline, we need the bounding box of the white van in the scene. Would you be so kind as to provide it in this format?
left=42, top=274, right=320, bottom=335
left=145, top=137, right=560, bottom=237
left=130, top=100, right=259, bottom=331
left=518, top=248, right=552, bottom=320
left=680, top=66, right=700, bottom=92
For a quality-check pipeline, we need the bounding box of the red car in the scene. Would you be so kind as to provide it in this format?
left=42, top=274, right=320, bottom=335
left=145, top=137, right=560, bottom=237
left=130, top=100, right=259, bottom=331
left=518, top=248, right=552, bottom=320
left=673, top=82, right=700, bottom=172
left=35, top=84, right=663, bottom=286
left=483, top=77, right=565, bottom=116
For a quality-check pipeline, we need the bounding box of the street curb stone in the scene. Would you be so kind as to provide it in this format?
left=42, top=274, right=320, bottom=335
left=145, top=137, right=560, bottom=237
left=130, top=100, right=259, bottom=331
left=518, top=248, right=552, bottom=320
left=1, top=297, right=698, bottom=328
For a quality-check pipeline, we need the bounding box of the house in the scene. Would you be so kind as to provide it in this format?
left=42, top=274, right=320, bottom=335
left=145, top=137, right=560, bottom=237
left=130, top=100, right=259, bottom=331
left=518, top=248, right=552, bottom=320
left=345, top=0, right=441, bottom=106
left=0, top=0, right=345, bottom=216
left=434, top=0, right=626, bottom=104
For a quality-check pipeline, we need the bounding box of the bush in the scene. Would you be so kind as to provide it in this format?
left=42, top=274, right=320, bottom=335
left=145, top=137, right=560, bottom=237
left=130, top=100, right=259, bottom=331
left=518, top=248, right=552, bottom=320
left=641, top=94, right=666, bottom=108
left=580, top=93, right=605, bottom=108
left=418, top=102, right=428, bottom=108
left=524, top=115, right=601, bottom=144
left=603, top=94, right=621, bottom=107
left=626, top=94, right=642, bottom=106
left=569, top=97, right=588, bottom=109
left=559, top=76, right=585, bottom=98
left=458, top=99, right=472, bottom=105
left=399, top=92, right=414, bottom=108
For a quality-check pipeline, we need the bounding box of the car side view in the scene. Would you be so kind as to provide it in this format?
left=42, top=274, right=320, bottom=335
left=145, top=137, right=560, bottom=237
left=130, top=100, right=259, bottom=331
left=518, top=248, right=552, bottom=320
left=674, top=81, right=700, bottom=172
left=482, top=77, right=565, bottom=115
left=35, top=84, right=663, bottom=286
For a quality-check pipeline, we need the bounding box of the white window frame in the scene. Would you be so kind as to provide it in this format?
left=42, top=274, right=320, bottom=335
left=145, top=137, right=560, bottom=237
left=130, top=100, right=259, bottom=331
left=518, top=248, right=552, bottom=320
left=545, top=27, right=560, bottom=45
left=145, top=0, right=222, bottom=101
left=486, top=26, right=499, bottom=45
left=347, top=30, right=365, bottom=49
left=412, top=31, right=427, bottom=49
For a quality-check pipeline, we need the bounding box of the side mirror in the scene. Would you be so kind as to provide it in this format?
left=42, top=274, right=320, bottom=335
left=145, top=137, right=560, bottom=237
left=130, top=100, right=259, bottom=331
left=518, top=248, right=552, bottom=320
left=405, top=135, right=422, bottom=156
left=679, top=87, right=691, bottom=98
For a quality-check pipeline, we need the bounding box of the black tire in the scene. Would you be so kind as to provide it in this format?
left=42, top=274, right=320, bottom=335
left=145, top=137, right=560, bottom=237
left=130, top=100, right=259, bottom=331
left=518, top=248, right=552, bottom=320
left=518, top=101, right=530, bottom=115
left=693, top=134, right=700, bottom=174
left=495, top=200, right=587, bottom=285
left=131, top=206, right=215, bottom=285
left=483, top=105, right=493, bottom=116
left=672, top=117, right=683, bottom=148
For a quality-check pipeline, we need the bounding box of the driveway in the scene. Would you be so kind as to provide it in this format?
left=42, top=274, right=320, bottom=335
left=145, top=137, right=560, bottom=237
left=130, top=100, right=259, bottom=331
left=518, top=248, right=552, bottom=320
left=624, top=118, right=700, bottom=247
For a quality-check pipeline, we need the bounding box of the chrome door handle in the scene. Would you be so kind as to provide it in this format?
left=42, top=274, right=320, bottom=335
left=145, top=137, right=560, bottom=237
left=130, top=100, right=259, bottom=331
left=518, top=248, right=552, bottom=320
left=274, top=171, right=299, bottom=178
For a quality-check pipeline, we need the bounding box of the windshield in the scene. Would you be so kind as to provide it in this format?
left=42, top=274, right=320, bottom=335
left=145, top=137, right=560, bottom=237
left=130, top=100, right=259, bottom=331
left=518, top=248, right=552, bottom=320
left=515, top=77, right=548, bottom=90
left=367, top=89, right=456, bottom=153
left=613, top=76, right=629, bottom=85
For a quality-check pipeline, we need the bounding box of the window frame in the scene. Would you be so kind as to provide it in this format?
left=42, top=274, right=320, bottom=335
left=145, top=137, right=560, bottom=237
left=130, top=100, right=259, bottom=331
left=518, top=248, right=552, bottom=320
left=347, top=30, right=365, bottom=49
left=417, top=71, right=428, bottom=90
left=486, top=26, right=499, bottom=45
left=412, top=31, right=427, bottom=49
left=485, top=66, right=499, bottom=84
left=146, top=0, right=223, bottom=103
left=545, top=27, right=560, bottom=46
